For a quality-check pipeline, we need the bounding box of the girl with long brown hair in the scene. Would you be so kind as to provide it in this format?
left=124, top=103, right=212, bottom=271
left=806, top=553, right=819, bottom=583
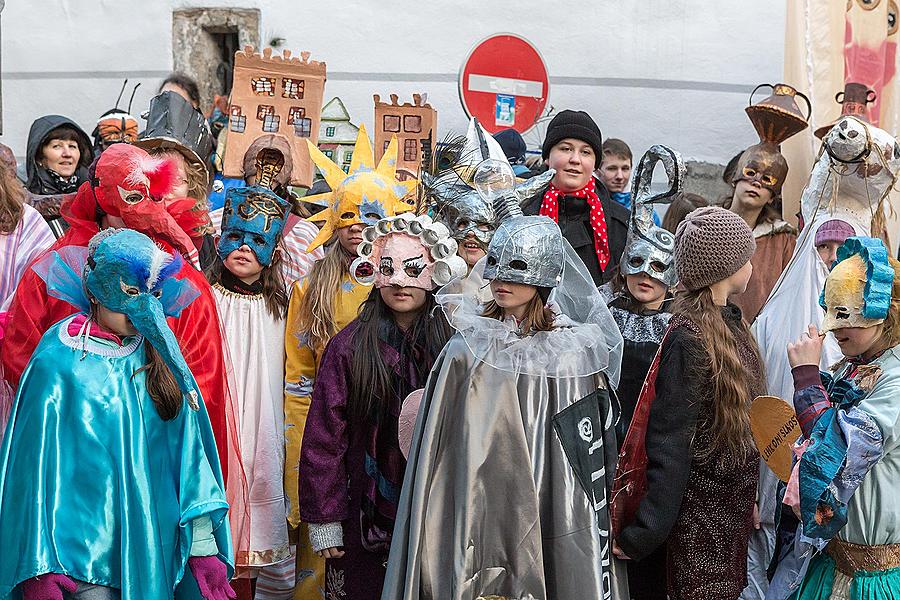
left=298, top=213, right=457, bottom=600
left=615, top=207, right=765, bottom=600
left=206, top=185, right=293, bottom=593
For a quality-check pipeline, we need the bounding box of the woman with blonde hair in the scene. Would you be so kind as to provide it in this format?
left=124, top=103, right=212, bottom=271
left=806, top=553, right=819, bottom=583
left=284, top=127, right=414, bottom=598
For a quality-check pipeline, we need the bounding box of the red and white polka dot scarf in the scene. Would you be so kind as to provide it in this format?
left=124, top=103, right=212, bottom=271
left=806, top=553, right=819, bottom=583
left=539, top=178, right=610, bottom=270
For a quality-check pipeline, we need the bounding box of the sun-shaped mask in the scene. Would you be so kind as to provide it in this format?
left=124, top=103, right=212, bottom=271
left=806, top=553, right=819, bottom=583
left=304, top=124, right=417, bottom=252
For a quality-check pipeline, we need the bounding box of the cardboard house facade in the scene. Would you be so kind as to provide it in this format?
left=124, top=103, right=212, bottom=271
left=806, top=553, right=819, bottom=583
left=373, top=93, right=437, bottom=181
left=317, top=97, right=359, bottom=173
left=222, top=46, right=326, bottom=188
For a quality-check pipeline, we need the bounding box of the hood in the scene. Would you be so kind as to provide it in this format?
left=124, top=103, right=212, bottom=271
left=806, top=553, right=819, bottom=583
left=25, top=115, right=94, bottom=195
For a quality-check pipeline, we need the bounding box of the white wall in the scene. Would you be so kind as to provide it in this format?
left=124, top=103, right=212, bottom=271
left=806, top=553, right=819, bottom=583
left=1, top=0, right=786, bottom=168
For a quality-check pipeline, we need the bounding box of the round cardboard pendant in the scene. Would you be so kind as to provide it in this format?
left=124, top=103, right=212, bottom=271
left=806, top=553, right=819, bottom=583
left=750, top=395, right=800, bottom=482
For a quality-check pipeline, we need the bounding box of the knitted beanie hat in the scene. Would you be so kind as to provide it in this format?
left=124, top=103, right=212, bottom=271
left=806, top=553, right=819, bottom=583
left=541, top=110, right=603, bottom=159
left=674, top=206, right=756, bottom=290
left=814, top=219, right=855, bottom=246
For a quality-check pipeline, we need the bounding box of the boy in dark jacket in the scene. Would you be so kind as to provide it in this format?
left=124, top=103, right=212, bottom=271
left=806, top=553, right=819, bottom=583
left=521, top=110, right=628, bottom=285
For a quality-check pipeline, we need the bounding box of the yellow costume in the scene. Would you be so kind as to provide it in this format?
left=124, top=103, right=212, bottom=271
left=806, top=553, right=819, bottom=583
left=284, top=125, right=415, bottom=598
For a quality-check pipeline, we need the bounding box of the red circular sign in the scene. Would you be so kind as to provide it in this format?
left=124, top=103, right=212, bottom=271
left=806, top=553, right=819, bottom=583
left=458, top=34, right=549, bottom=135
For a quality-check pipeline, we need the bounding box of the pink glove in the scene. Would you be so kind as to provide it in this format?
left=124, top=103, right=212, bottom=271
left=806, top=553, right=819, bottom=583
left=21, top=573, right=78, bottom=599
left=188, top=556, right=235, bottom=600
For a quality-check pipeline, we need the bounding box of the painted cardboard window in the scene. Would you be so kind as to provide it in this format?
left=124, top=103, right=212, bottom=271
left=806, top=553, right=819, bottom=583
left=251, top=77, right=276, bottom=96
left=229, top=106, right=247, bottom=133
left=342, top=151, right=353, bottom=172
left=294, top=118, right=312, bottom=137
left=262, top=113, right=281, bottom=133
left=404, top=139, right=418, bottom=161
left=325, top=126, right=335, bottom=137
left=257, top=105, right=275, bottom=120
left=282, top=78, right=305, bottom=100
left=287, top=106, right=306, bottom=125
left=323, top=149, right=334, bottom=159
left=403, top=115, right=422, bottom=133
left=383, top=115, right=401, bottom=133
left=383, top=140, right=390, bottom=152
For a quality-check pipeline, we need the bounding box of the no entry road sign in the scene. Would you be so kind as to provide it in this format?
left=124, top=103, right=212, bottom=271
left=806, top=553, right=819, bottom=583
left=459, top=33, right=549, bottom=135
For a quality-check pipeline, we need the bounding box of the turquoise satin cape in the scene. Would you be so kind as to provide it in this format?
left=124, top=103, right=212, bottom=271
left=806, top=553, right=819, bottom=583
left=0, top=316, right=233, bottom=599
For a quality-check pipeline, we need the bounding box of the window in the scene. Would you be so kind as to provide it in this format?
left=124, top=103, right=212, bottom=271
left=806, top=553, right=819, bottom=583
left=403, top=115, right=422, bottom=133
left=404, top=139, right=418, bottom=162
left=262, top=113, right=281, bottom=133
left=383, top=140, right=390, bottom=152
left=282, top=78, right=305, bottom=99
left=342, top=157, right=352, bottom=173
left=229, top=106, right=247, bottom=133
left=383, top=115, right=401, bottom=132
left=325, top=126, right=335, bottom=137
left=323, top=149, right=334, bottom=159
left=250, top=77, right=276, bottom=96
left=420, top=137, right=433, bottom=163
left=257, top=105, right=275, bottom=121
left=293, top=118, right=312, bottom=137
left=287, top=106, right=306, bottom=125
left=345, top=151, right=353, bottom=164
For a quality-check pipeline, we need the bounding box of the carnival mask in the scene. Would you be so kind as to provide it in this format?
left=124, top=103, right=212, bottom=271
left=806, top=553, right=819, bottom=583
left=350, top=213, right=467, bottom=290
left=483, top=215, right=564, bottom=288
left=218, top=185, right=290, bottom=266
left=733, top=83, right=811, bottom=198
left=820, top=237, right=893, bottom=332
left=439, top=188, right=496, bottom=250
left=91, top=143, right=197, bottom=258
left=621, top=145, right=684, bottom=287
left=305, top=125, right=417, bottom=252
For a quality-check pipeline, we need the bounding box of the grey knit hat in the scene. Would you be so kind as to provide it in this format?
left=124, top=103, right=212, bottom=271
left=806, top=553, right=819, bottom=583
left=674, top=206, right=756, bottom=290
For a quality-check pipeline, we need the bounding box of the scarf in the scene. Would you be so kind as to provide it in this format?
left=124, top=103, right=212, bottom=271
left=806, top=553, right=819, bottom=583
left=540, top=178, right=610, bottom=270
left=45, top=168, right=80, bottom=194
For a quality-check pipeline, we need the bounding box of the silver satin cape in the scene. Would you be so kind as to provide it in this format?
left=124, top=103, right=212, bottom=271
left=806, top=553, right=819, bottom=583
left=381, top=249, right=627, bottom=600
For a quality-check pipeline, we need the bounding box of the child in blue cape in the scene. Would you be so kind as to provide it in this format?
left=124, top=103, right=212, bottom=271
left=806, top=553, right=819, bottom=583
left=0, top=229, right=234, bottom=600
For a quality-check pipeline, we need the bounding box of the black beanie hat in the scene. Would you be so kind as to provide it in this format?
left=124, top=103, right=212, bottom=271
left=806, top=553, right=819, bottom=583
left=541, top=110, right=603, bottom=159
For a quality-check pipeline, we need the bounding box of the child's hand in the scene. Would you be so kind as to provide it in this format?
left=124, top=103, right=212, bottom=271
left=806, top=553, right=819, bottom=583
left=787, top=324, right=825, bottom=368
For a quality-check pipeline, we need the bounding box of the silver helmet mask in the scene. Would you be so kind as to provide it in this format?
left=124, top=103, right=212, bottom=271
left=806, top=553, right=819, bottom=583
left=483, top=215, right=564, bottom=287
left=439, top=187, right=496, bottom=249
left=621, top=226, right=677, bottom=286
left=620, top=144, right=685, bottom=288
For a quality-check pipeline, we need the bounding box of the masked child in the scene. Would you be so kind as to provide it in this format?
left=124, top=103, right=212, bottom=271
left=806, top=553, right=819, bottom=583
left=768, top=236, right=900, bottom=599
left=207, top=185, right=293, bottom=593
left=0, top=229, right=234, bottom=599
left=297, top=212, right=462, bottom=599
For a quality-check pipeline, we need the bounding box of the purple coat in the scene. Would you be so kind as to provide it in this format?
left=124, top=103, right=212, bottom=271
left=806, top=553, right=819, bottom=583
left=298, top=319, right=428, bottom=600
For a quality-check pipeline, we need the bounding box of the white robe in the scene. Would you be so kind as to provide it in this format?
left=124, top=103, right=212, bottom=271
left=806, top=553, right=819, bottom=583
left=213, top=285, right=290, bottom=567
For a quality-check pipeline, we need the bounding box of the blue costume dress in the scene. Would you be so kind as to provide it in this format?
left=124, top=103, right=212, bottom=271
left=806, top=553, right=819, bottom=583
left=0, top=315, right=233, bottom=599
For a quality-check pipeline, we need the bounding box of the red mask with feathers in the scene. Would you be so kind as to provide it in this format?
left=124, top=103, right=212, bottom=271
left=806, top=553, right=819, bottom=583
left=92, top=144, right=203, bottom=258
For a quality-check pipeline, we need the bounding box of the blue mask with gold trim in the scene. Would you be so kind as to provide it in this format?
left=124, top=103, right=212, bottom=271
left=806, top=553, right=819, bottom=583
left=217, top=185, right=291, bottom=266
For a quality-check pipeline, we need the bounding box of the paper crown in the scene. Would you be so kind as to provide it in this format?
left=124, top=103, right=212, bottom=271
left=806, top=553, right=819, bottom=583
left=303, top=124, right=416, bottom=252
